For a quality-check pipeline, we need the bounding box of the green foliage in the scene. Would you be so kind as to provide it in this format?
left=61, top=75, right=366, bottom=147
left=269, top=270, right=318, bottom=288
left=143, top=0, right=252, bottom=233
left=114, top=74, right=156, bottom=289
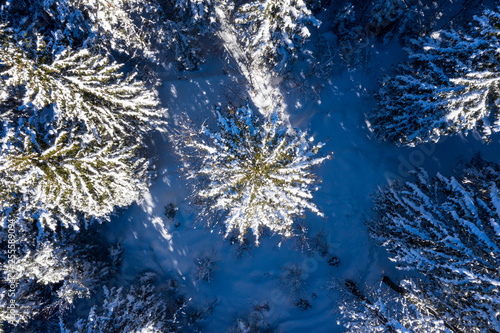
left=0, top=23, right=164, bottom=230
left=180, top=105, right=331, bottom=244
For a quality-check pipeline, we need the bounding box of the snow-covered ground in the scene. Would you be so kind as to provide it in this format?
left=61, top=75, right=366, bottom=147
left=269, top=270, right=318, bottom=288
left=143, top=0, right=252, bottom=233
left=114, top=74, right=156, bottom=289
left=103, top=35, right=500, bottom=332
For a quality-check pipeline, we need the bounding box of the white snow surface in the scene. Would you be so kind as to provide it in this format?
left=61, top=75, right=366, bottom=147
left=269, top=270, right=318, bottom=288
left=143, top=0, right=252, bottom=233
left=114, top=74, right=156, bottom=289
left=103, top=39, right=500, bottom=332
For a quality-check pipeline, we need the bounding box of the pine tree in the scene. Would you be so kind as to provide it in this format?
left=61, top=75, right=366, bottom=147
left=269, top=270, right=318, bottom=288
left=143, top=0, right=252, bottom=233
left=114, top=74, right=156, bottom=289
left=367, top=156, right=500, bottom=331
left=177, top=105, right=331, bottom=244
left=234, top=0, right=320, bottom=73
left=371, top=9, right=500, bottom=146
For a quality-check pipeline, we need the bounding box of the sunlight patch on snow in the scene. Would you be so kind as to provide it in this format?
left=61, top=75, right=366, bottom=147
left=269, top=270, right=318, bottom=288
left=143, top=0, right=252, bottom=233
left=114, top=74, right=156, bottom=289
left=170, top=84, right=178, bottom=98
left=151, top=216, right=174, bottom=251
left=139, top=190, right=155, bottom=215
left=162, top=176, right=171, bottom=186
left=161, top=169, right=171, bottom=186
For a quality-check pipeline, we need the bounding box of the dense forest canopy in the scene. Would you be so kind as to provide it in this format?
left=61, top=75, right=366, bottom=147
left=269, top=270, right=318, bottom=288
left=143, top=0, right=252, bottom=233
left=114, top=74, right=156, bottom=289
left=0, top=0, right=499, bottom=332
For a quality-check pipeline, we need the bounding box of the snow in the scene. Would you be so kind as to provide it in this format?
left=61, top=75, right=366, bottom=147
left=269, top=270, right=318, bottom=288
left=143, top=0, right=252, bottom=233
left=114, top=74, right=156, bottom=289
left=99, top=31, right=500, bottom=333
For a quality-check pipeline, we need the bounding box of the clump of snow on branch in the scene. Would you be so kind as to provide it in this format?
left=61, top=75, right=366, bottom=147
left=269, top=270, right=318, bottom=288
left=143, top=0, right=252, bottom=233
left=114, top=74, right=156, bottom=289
left=181, top=105, right=331, bottom=244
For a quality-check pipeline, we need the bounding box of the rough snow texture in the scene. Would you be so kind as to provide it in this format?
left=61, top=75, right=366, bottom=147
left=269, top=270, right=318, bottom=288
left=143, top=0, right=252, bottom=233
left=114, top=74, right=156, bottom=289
left=179, top=105, right=330, bottom=244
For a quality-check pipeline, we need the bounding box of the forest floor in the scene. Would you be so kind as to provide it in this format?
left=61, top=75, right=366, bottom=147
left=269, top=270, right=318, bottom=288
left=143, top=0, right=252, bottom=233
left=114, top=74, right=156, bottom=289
left=102, top=17, right=500, bottom=333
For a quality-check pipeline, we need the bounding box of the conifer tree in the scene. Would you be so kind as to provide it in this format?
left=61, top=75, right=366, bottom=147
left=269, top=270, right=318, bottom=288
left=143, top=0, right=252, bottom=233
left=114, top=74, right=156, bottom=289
left=367, top=156, right=500, bottom=331
left=336, top=278, right=454, bottom=333
left=177, top=105, right=331, bottom=244
left=234, top=0, right=320, bottom=72
left=0, top=226, right=119, bottom=331
left=372, top=8, right=500, bottom=146
left=0, top=24, right=164, bottom=230
left=0, top=27, right=162, bottom=140
left=68, top=273, right=202, bottom=333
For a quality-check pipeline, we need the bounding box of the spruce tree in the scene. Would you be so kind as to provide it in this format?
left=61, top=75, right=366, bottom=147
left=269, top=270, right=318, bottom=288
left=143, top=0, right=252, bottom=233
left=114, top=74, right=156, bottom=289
left=0, top=226, right=120, bottom=331
left=0, top=23, right=164, bottom=230
left=336, top=278, right=454, bottom=333
left=234, top=0, right=320, bottom=73
left=371, top=8, right=500, bottom=146
left=367, top=156, right=500, bottom=331
left=177, top=105, right=331, bottom=244
left=68, top=273, right=201, bottom=333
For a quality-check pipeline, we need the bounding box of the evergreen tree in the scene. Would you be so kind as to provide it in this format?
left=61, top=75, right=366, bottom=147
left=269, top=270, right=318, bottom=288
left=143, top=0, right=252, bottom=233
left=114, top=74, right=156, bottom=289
left=0, top=23, right=164, bottom=230
left=0, top=27, right=162, bottom=140
left=0, top=226, right=120, bottom=331
left=68, top=273, right=201, bottom=333
left=331, top=2, right=369, bottom=69
left=234, top=0, right=320, bottom=73
left=0, top=121, right=151, bottom=230
left=335, top=278, right=454, bottom=333
left=1, top=0, right=214, bottom=72
left=365, top=0, right=421, bottom=42
left=367, top=156, right=500, bottom=331
left=177, top=105, right=331, bottom=244
left=371, top=8, right=500, bottom=146
left=155, top=0, right=217, bottom=71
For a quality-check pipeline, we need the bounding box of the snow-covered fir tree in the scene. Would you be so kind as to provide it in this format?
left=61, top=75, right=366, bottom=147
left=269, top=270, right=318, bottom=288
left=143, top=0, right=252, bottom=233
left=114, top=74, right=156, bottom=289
left=0, top=22, right=164, bottom=230
left=331, top=2, right=369, bottom=69
left=177, top=105, right=331, bottom=244
left=335, top=278, right=454, bottom=333
left=0, top=226, right=120, bottom=331
left=155, top=0, right=218, bottom=71
left=365, top=0, right=421, bottom=42
left=0, top=121, right=151, bottom=230
left=1, top=0, right=215, bottom=73
left=78, top=0, right=217, bottom=70
left=67, top=272, right=205, bottom=333
left=0, top=27, right=162, bottom=140
left=305, top=0, right=332, bottom=14
left=367, top=156, right=500, bottom=332
left=0, top=0, right=91, bottom=50
left=234, top=0, right=320, bottom=72
left=371, top=8, right=500, bottom=146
